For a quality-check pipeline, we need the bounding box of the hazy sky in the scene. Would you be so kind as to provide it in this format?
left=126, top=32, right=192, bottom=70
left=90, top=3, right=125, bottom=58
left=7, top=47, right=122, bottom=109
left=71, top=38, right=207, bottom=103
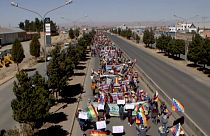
left=0, top=0, right=210, bottom=27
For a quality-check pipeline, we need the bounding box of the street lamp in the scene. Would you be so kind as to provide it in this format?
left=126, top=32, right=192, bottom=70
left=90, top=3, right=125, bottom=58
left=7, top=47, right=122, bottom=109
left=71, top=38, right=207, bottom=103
left=173, top=14, right=199, bottom=63
left=11, top=0, right=73, bottom=81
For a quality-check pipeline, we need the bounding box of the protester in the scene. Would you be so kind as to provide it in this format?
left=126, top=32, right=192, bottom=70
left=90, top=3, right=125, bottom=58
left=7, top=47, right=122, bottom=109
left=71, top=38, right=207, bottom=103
left=136, top=124, right=150, bottom=136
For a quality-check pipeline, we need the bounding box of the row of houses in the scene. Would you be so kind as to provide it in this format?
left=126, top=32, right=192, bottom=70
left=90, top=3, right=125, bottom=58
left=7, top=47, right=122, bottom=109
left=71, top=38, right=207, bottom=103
left=116, top=22, right=210, bottom=39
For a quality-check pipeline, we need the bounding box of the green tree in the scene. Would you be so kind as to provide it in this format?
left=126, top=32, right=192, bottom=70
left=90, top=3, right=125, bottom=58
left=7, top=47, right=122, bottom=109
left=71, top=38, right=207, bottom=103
left=69, top=28, right=75, bottom=39
left=117, top=28, right=121, bottom=35
left=24, top=20, right=30, bottom=31
left=11, top=71, right=50, bottom=130
left=187, top=34, right=205, bottom=65
left=11, top=39, right=25, bottom=72
left=143, top=29, right=150, bottom=47
left=19, top=22, right=24, bottom=30
left=47, top=45, right=75, bottom=99
left=156, top=35, right=172, bottom=52
left=74, top=28, right=80, bottom=38
left=136, top=34, right=140, bottom=43
left=149, top=29, right=155, bottom=46
left=30, top=35, right=40, bottom=59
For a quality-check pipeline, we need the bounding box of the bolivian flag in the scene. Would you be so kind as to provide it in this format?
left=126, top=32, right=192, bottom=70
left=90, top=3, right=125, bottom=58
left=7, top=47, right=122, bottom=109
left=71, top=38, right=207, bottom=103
left=90, top=130, right=107, bottom=136
left=172, top=98, right=184, bottom=113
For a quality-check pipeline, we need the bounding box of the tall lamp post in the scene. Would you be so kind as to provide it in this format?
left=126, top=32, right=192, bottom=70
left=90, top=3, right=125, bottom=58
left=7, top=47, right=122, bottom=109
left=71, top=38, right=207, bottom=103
left=11, top=0, right=73, bottom=81
left=173, top=14, right=198, bottom=62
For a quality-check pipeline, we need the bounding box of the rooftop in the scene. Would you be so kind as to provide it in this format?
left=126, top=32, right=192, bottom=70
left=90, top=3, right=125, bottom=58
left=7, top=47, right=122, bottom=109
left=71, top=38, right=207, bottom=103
left=0, top=26, right=25, bottom=34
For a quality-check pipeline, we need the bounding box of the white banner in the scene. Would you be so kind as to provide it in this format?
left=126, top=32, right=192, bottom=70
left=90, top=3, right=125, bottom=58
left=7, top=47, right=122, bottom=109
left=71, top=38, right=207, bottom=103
left=117, top=99, right=125, bottom=105
left=125, top=104, right=134, bottom=109
left=112, top=126, right=124, bottom=133
left=78, top=111, right=88, bottom=120
left=96, top=120, right=106, bottom=130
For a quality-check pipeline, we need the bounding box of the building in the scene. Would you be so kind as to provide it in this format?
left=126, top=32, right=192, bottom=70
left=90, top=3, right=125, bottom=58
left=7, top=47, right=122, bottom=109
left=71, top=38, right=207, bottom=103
left=117, top=24, right=128, bottom=30
left=0, top=27, right=25, bottom=45
left=200, top=29, right=210, bottom=38
left=168, top=22, right=197, bottom=33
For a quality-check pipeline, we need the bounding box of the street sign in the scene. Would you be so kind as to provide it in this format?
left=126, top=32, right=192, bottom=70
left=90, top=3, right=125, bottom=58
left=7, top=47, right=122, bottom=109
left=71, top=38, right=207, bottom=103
left=44, top=17, right=50, bottom=23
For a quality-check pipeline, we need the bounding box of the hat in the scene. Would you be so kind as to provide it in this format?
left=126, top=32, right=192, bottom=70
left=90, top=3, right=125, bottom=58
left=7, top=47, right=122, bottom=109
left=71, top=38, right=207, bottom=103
left=131, top=91, right=135, bottom=94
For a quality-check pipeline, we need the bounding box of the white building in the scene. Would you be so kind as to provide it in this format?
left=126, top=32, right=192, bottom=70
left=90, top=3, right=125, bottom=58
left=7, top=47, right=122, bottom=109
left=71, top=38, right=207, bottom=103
left=117, top=24, right=127, bottom=30
left=168, top=22, right=197, bottom=33
left=169, top=26, right=176, bottom=32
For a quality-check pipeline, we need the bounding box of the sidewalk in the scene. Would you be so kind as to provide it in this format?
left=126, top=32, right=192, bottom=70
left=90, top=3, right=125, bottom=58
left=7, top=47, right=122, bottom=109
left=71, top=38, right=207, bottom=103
left=43, top=52, right=92, bottom=136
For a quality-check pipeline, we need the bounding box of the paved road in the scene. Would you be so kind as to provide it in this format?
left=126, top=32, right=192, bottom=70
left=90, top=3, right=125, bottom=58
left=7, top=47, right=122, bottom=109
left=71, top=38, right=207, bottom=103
left=0, top=62, right=45, bottom=130
left=72, top=56, right=162, bottom=136
left=108, top=34, right=210, bottom=135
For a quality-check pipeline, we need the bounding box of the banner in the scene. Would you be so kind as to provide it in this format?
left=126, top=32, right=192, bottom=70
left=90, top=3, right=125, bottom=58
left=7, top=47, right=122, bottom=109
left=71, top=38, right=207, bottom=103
left=96, top=120, right=106, bottom=130
left=110, top=93, right=123, bottom=101
left=112, top=126, right=124, bottom=134
left=78, top=111, right=88, bottom=120
left=91, top=101, right=146, bottom=117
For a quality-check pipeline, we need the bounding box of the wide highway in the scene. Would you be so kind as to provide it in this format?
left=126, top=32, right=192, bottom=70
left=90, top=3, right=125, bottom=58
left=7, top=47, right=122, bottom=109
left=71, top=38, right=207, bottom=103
left=108, top=33, right=210, bottom=135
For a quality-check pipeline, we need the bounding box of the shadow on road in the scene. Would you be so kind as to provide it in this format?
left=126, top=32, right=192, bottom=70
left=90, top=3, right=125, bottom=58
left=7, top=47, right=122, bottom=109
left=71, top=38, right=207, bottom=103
left=75, top=65, right=86, bottom=70
left=22, top=68, right=36, bottom=72
left=45, top=112, right=67, bottom=124
left=60, top=83, right=83, bottom=98
left=74, top=72, right=86, bottom=76
left=35, top=125, right=69, bottom=136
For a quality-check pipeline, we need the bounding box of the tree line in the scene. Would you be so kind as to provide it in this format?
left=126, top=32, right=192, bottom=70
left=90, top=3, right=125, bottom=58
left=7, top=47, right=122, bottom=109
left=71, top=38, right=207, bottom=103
left=2, top=30, right=95, bottom=136
left=110, top=28, right=140, bottom=43
left=145, top=31, right=210, bottom=69
left=19, top=18, right=58, bottom=35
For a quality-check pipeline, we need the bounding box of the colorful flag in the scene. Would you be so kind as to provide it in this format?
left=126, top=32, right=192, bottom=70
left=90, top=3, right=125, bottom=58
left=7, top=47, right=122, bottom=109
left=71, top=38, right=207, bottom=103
left=171, top=123, right=184, bottom=136
left=134, top=104, right=145, bottom=113
left=136, top=112, right=148, bottom=127
left=172, top=98, right=184, bottom=112
left=153, top=91, right=159, bottom=102
left=90, top=130, right=107, bottom=136
left=121, top=84, right=128, bottom=92
left=98, top=95, right=104, bottom=104
left=86, top=104, right=98, bottom=119
left=115, top=77, right=119, bottom=85
left=134, top=104, right=140, bottom=113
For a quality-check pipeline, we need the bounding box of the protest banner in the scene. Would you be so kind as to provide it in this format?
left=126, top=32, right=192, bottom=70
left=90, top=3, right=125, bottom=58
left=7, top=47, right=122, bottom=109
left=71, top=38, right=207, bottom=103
left=125, top=104, right=135, bottom=110
left=98, top=104, right=105, bottom=110
left=96, top=120, right=106, bottom=130
left=112, top=126, right=124, bottom=134
left=117, top=99, right=125, bottom=105
left=110, top=93, right=123, bottom=101
left=78, top=111, right=88, bottom=120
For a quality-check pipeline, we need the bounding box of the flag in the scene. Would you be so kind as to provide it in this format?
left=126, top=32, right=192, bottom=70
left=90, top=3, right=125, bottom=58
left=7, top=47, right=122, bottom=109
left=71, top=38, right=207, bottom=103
left=98, top=95, right=104, bottom=104
left=134, top=104, right=140, bottom=113
left=172, top=98, right=184, bottom=112
left=86, top=104, right=98, bottom=119
left=153, top=91, right=159, bottom=102
left=171, top=123, right=184, bottom=136
left=136, top=112, right=148, bottom=127
left=134, top=104, right=145, bottom=113
left=115, top=77, right=119, bottom=85
left=121, top=84, right=128, bottom=92
left=90, top=130, right=107, bottom=136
